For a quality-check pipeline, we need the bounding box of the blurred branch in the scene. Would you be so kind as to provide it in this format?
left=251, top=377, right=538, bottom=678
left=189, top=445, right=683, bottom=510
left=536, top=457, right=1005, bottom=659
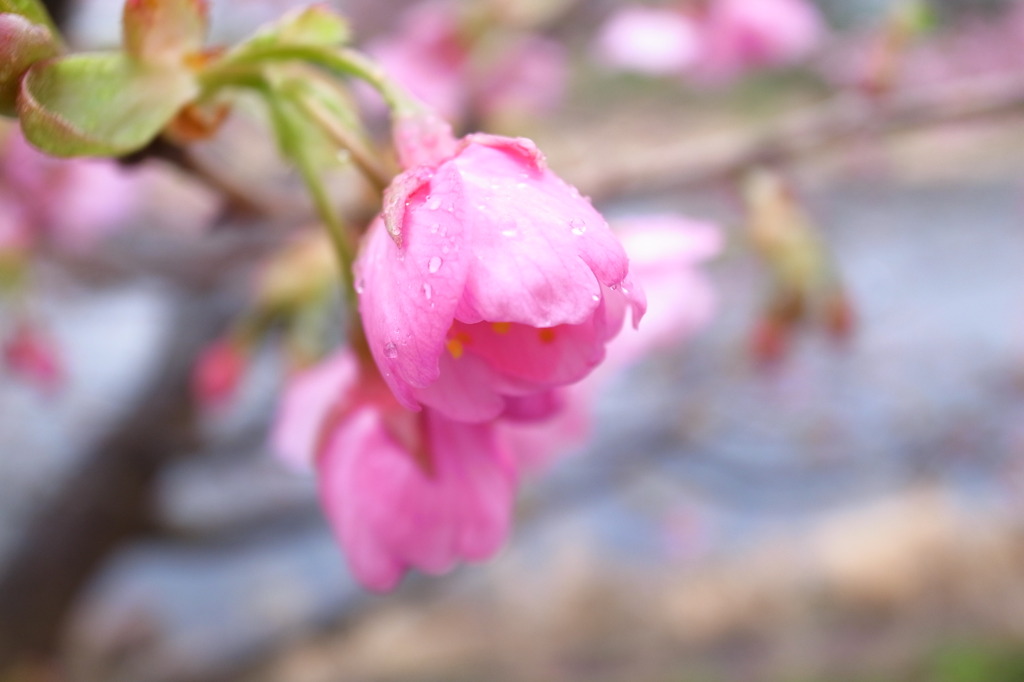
left=0, top=298, right=233, bottom=676
left=584, top=74, right=1024, bottom=201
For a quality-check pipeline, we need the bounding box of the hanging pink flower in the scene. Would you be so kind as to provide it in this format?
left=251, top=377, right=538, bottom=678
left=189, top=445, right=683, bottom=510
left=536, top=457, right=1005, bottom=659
left=356, top=126, right=646, bottom=423
left=272, top=350, right=517, bottom=592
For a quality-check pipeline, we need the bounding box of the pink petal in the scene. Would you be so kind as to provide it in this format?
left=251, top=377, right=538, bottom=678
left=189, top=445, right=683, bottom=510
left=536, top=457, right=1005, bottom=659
left=441, top=141, right=630, bottom=327
left=317, top=405, right=516, bottom=592
left=355, top=209, right=472, bottom=409
left=450, top=312, right=609, bottom=387
left=411, top=348, right=506, bottom=422
left=270, top=351, right=358, bottom=471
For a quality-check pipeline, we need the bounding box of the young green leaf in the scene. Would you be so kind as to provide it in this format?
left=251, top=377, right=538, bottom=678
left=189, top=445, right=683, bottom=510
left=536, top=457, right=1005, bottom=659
left=230, top=4, right=350, bottom=58
left=18, top=53, right=198, bottom=157
left=0, top=13, right=59, bottom=116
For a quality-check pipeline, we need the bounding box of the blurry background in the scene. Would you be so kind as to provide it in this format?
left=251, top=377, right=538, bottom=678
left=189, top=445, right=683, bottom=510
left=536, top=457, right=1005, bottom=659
left=4, top=0, right=1024, bottom=681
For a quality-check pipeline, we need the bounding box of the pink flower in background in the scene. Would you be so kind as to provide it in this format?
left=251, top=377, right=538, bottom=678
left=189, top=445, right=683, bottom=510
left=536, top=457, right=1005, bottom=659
left=475, top=34, right=568, bottom=121
left=1, top=128, right=139, bottom=250
left=594, top=0, right=823, bottom=83
left=594, top=6, right=701, bottom=75
left=192, top=338, right=247, bottom=411
left=357, top=128, right=645, bottom=422
left=365, top=1, right=568, bottom=127
left=605, top=214, right=721, bottom=364
left=2, top=322, right=64, bottom=393
left=366, top=1, right=468, bottom=123
left=693, top=0, right=824, bottom=82
left=272, top=350, right=516, bottom=592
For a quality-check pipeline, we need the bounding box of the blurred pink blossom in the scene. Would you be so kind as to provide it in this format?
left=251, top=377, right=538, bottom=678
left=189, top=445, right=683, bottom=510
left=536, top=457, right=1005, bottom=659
left=594, top=6, right=701, bottom=75
left=357, top=127, right=645, bottom=422
left=366, top=1, right=468, bottom=122
left=594, top=0, right=823, bottom=83
left=2, top=322, right=64, bottom=393
left=693, top=0, right=824, bottom=83
left=1, top=128, right=140, bottom=250
left=475, top=33, right=568, bottom=122
left=191, top=338, right=247, bottom=411
left=365, top=0, right=567, bottom=126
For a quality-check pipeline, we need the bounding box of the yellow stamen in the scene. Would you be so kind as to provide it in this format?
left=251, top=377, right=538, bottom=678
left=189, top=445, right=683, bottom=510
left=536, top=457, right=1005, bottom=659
left=492, top=322, right=511, bottom=334
left=538, top=328, right=557, bottom=344
left=446, top=331, right=472, bottom=358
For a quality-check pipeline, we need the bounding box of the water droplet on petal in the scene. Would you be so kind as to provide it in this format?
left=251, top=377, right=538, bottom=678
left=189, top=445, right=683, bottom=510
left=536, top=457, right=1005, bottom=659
left=426, top=195, right=442, bottom=211
left=568, top=218, right=587, bottom=236
left=501, top=228, right=518, bottom=238
left=383, top=342, right=398, bottom=359
left=428, top=256, right=443, bottom=273
left=423, top=283, right=432, bottom=300
left=429, top=223, right=440, bottom=234
left=591, top=294, right=600, bottom=302
left=355, top=277, right=366, bottom=294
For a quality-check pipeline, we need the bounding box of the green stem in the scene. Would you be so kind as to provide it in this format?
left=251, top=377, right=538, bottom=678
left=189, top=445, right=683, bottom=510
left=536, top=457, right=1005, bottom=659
left=294, top=94, right=392, bottom=192
left=209, top=45, right=426, bottom=117
left=263, top=91, right=359, bottom=317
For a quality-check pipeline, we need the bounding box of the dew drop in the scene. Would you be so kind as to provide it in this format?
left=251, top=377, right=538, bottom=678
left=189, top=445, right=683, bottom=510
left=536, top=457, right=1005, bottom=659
left=428, top=256, right=443, bottom=273
left=423, top=283, right=433, bottom=300
left=383, top=342, right=398, bottom=359
left=501, top=228, right=518, bottom=238
left=355, top=276, right=366, bottom=294
left=569, top=218, right=587, bottom=236
left=429, top=223, right=440, bottom=234
left=591, top=294, right=600, bottom=302
left=426, top=195, right=442, bottom=211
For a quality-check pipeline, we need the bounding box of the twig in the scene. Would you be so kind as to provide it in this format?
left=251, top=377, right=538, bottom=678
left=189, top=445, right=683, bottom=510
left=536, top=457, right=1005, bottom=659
left=582, top=74, right=1024, bottom=202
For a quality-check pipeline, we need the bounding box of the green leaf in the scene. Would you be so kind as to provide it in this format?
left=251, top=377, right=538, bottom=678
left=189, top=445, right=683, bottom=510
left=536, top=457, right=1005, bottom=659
left=123, top=0, right=208, bottom=64
left=0, top=13, right=59, bottom=116
left=0, top=0, right=57, bottom=34
left=231, top=5, right=350, bottom=56
left=18, top=53, right=198, bottom=157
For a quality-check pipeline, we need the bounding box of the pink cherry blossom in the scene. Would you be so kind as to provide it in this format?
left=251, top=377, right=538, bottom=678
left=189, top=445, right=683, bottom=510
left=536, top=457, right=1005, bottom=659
left=356, top=129, right=645, bottom=422
left=271, top=350, right=516, bottom=591
left=692, top=0, right=824, bottom=83
left=593, top=6, right=701, bottom=76
left=3, top=322, right=64, bottom=393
